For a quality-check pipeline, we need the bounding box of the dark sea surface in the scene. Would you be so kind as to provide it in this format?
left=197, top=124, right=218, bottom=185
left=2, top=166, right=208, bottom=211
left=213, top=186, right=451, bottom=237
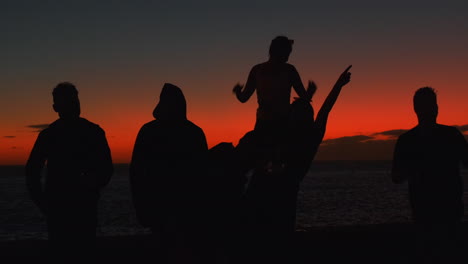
left=1, top=161, right=468, bottom=241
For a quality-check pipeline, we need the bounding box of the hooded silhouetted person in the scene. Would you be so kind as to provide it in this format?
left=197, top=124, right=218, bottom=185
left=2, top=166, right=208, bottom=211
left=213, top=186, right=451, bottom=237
left=392, top=87, right=468, bottom=263
left=130, top=83, right=208, bottom=262
left=25, top=82, right=113, bottom=262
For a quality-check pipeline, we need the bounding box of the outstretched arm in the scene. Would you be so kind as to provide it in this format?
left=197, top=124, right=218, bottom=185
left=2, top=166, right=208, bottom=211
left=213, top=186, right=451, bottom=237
left=25, top=131, right=47, bottom=215
left=291, top=66, right=316, bottom=101
left=313, top=65, right=352, bottom=144
left=233, top=66, right=257, bottom=103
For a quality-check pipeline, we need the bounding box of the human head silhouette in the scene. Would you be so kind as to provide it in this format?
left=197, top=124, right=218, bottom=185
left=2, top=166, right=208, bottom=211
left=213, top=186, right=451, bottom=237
left=269, top=36, right=293, bottom=62
left=52, top=82, right=80, bottom=119
left=290, top=97, right=314, bottom=125
left=413, top=87, right=438, bottom=125
left=153, top=83, right=187, bottom=121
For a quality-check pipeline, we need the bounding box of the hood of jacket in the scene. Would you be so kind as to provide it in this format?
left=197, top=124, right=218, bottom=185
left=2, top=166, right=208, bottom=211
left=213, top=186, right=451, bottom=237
left=153, top=83, right=187, bottom=121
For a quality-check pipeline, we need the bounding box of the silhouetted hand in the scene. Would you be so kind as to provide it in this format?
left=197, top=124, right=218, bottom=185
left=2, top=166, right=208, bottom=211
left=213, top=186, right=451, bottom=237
left=233, top=83, right=243, bottom=95
left=307, top=81, right=317, bottom=100
left=294, top=81, right=317, bottom=101
left=334, top=65, right=352, bottom=88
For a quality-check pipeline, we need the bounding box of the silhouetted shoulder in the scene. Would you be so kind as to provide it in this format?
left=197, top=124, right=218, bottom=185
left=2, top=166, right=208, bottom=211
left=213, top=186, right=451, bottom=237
left=286, top=63, right=297, bottom=70
left=36, top=125, right=51, bottom=138
left=139, top=120, right=158, bottom=130
left=397, top=125, right=461, bottom=140
left=138, top=119, right=207, bottom=146
left=143, top=119, right=203, bottom=131
left=398, top=126, right=417, bottom=140
left=437, top=124, right=462, bottom=135
left=78, top=118, right=105, bottom=133
left=185, top=120, right=205, bottom=134
left=48, top=117, right=104, bottom=131
left=251, top=63, right=263, bottom=72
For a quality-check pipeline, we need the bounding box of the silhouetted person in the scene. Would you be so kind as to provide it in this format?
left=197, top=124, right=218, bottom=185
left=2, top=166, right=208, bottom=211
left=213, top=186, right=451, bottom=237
left=392, top=87, right=468, bottom=263
left=233, top=36, right=313, bottom=139
left=129, top=83, right=210, bottom=263
left=25, top=82, right=113, bottom=263
left=238, top=66, right=352, bottom=263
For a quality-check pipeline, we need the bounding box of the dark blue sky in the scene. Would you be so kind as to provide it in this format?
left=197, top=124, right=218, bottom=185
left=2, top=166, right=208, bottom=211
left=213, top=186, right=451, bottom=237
left=1, top=0, right=467, bottom=163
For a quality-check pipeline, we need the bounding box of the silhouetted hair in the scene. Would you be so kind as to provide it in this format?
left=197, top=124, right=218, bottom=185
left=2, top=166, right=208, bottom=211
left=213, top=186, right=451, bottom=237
left=414, top=87, right=437, bottom=108
left=153, top=83, right=187, bottom=120
left=290, top=98, right=314, bottom=124
left=53, top=82, right=78, bottom=102
left=269, top=36, right=293, bottom=60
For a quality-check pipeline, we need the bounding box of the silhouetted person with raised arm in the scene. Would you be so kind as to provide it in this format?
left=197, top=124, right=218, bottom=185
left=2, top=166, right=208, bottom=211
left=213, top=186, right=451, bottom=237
left=392, top=87, right=468, bottom=263
left=130, top=83, right=210, bottom=263
left=25, top=82, right=113, bottom=263
left=233, top=36, right=318, bottom=179
left=238, top=66, right=352, bottom=263
left=233, top=36, right=313, bottom=138
left=283, top=65, right=352, bottom=227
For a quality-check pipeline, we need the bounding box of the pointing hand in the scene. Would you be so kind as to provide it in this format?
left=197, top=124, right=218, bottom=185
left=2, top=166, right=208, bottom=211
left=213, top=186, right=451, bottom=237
left=335, top=65, right=352, bottom=87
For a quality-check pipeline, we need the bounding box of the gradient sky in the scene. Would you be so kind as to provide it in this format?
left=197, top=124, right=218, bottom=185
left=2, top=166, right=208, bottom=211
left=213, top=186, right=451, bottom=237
left=1, top=0, right=467, bottom=165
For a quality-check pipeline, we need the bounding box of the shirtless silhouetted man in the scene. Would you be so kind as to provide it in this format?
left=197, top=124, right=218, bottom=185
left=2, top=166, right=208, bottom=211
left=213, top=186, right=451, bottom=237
left=233, top=36, right=313, bottom=137
left=392, top=87, right=468, bottom=263
left=26, top=82, right=113, bottom=262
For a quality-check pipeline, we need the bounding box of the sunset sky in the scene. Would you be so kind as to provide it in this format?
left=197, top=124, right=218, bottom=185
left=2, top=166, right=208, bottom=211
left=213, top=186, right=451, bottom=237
left=1, top=0, right=467, bottom=165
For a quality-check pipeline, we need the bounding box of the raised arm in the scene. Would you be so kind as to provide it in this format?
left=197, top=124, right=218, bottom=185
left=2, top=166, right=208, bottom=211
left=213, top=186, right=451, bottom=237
left=233, top=66, right=257, bottom=103
left=291, top=65, right=315, bottom=101
left=25, top=131, right=48, bottom=215
left=313, top=65, right=352, bottom=143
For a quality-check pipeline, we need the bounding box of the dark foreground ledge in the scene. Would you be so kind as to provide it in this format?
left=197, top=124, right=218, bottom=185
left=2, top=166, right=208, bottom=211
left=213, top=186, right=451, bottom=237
left=1, top=223, right=467, bottom=263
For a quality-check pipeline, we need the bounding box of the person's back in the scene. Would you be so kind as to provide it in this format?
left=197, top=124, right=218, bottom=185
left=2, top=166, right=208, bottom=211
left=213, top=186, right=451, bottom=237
left=130, top=83, right=209, bottom=263
left=392, top=87, right=468, bottom=263
left=132, top=118, right=207, bottom=204
left=130, top=83, right=208, bottom=224
left=238, top=66, right=352, bottom=263
left=41, top=118, right=112, bottom=195
left=253, top=61, right=301, bottom=123
left=25, top=82, right=113, bottom=262
left=395, top=124, right=465, bottom=222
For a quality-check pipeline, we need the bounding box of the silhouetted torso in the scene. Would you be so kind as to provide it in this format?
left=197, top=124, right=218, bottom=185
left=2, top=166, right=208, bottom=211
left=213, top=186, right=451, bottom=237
left=25, top=116, right=113, bottom=262
left=252, top=62, right=302, bottom=123
left=234, top=66, right=351, bottom=264
left=130, top=118, right=208, bottom=227
left=129, top=83, right=210, bottom=263
left=237, top=66, right=351, bottom=233
left=39, top=118, right=112, bottom=195
left=26, top=116, right=112, bottom=201
left=285, top=97, right=318, bottom=180
left=393, top=124, right=467, bottom=222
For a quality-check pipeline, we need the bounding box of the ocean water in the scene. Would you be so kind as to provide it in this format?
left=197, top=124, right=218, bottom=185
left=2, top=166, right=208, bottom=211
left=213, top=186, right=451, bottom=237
left=1, top=161, right=467, bottom=241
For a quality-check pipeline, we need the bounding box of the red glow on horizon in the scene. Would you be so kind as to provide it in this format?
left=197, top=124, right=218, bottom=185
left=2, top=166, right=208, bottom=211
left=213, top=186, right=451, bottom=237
left=2, top=75, right=468, bottom=165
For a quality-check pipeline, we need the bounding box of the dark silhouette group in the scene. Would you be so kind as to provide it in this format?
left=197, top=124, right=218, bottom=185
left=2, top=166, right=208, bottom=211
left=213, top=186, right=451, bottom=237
left=25, top=36, right=468, bottom=264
